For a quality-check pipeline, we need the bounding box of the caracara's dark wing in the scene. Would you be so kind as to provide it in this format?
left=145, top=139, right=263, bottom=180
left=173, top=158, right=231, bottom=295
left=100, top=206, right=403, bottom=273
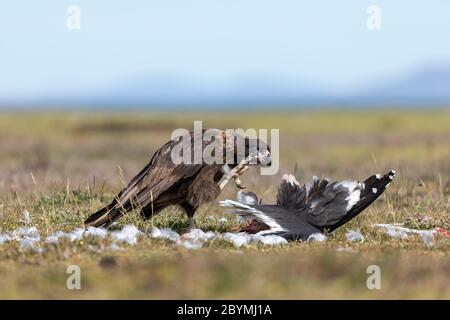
left=85, top=139, right=204, bottom=227
left=116, top=140, right=204, bottom=208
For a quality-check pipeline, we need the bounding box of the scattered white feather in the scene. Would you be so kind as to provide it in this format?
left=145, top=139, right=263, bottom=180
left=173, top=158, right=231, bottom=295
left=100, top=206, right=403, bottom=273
left=182, top=228, right=216, bottom=242
left=111, top=225, right=142, bottom=245
left=20, top=238, right=41, bottom=251
left=218, top=217, right=228, bottom=223
left=16, top=228, right=41, bottom=252
left=372, top=224, right=436, bottom=245
left=12, top=227, right=40, bottom=241
left=45, top=231, right=66, bottom=244
left=256, top=234, right=288, bottom=246
left=0, top=225, right=43, bottom=252
left=0, top=234, right=11, bottom=244
left=386, top=227, right=409, bottom=239
left=346, top=230, right=365, bottom=242
left=85, top=226, right=108, bottom=239
left=22, top=209, right=31, bottom=225
left=420, top=231, right=435, bottom=248
left=150, top=227, right=180, bottom=243
left=307, top=233, right=327, bottom=242
left=66, top=228, right=85, bottom=242
left=183, top=229, right=287, bottom=249
left=223, top=232, right=251, bottom=248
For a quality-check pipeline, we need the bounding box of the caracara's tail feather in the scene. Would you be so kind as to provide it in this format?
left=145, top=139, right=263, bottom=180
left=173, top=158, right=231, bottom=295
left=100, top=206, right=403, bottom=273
left=84, top=199, right=125, bottom=228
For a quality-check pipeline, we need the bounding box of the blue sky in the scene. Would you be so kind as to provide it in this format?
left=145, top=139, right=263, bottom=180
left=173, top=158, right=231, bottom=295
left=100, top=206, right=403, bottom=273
left=0, top=1, right=449, bottom=105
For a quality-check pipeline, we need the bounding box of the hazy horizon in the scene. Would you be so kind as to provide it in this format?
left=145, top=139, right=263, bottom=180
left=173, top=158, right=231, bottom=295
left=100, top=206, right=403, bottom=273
left=1, top=1, right=449, bottom=108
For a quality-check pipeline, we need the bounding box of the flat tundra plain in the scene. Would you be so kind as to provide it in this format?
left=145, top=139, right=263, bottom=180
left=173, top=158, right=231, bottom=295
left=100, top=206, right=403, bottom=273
left=0, top=111, right=449, bottom=299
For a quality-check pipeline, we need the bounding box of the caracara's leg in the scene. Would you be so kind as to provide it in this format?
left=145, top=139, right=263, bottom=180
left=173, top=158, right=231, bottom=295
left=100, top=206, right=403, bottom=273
left=181, top=202, right=197, bottom=229
left=140, top=205, right=163, bottom=219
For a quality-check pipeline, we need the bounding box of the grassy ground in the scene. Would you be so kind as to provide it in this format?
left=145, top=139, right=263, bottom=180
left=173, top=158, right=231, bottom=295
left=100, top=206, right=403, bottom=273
left=0, top=110, right=449, bottom=299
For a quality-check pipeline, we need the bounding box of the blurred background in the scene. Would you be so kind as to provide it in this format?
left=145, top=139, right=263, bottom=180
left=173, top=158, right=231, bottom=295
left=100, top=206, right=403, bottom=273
left=1, top=0, right=449, bottom=109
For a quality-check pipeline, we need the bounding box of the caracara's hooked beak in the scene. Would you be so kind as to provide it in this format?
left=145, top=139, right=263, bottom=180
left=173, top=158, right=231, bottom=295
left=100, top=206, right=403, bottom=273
left=256, top=150, right=272, bottom=167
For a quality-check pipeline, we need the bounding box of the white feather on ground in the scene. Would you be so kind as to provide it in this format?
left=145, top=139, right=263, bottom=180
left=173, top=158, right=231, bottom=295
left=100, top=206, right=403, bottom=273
left=0, top=234, right=11, bottom=244
left=182, top=228, right=217, bottom=242
left=45, top=231, right=66, bottom=244
left=7, top=218, right=442, bottom=253
left=22, top=209, right=31, bottom=225
left=111, top=225, right=143, bottom=245
left=44, top=225, right=140, bottom=246
left=222, top=232, right=251, bottom=248
left=222, top=232, right=288, bottom=247
left=11, top=226, right=40, bottom=240
left=85, top=226, right=108, bottom=239
left=150, top=227, right=181, bottom=243
left=372, top=224, right=436, bottom=246
left=0, top=224, right=292, bottom=250
left=257, top=234, right=288, bottom=245
left=346, top=230, right=365, bottom=242
left=307, top=233, right=327, bottom=242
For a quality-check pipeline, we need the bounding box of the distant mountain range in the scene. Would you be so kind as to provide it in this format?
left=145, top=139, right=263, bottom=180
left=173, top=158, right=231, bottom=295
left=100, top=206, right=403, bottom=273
left=345, top=65, right=450, bottom=106
left=2, top=65, right=450, bottom=109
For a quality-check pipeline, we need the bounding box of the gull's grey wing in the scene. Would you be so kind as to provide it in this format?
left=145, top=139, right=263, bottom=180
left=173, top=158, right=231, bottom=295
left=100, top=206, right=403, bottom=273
left=297, top=170, right=396, bottom=231
left=276, top=174, right=307, bottom=210
left=219, top=200, right=322, bottom=240
left=275, top=174, right=353, bottom=228
left=299, top=178, right=362, bottom=229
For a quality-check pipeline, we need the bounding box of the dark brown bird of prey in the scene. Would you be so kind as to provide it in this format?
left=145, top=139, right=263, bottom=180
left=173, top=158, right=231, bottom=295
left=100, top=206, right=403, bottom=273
left=85, top=129, right=271, bottom=228
left=221, top=170, right=396, bottom=240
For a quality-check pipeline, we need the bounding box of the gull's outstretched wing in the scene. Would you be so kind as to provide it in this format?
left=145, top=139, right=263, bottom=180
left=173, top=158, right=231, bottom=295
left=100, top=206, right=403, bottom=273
left=220, top=170, right=396, bottom=239
left=220, top=199, right=322, bottom=240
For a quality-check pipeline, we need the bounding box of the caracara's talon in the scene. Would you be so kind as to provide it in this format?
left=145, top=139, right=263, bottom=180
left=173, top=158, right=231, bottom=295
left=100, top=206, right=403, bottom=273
left=236, top=165, right=250, bottom=175
left=234, top=177, right=246, bottom=189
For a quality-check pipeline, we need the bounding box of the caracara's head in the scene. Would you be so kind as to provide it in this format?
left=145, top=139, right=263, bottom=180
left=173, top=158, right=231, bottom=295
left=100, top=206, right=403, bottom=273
left=170, top=128, right=273, bottom=168
left=229, top=133, right=272, bottom=168
left=247, top=136, right=272, bottom=166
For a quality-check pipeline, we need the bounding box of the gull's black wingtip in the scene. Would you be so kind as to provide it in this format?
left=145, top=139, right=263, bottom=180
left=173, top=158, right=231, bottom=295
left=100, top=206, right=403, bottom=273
left=329, top=169, right=396, bottom=232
